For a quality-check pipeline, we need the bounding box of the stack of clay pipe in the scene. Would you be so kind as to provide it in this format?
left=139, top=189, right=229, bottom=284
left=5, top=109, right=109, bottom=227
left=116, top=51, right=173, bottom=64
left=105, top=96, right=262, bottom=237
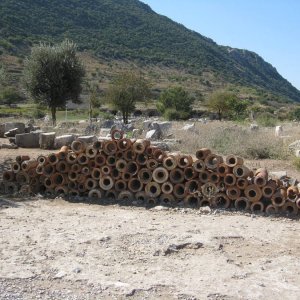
left=1, top=130, right=299, bottom=215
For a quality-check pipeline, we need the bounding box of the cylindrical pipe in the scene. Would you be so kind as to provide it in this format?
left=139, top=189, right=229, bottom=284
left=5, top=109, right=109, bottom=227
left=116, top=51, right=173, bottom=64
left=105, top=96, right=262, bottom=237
left=103, top=140, right=118, bottom=155
left=173, top=183, right=186, bottom=199
left=4, top=182, right=19, bottom=194
left=56, top=160, right=69, bottom=173
left=225, top=155, right=243, bottom=167
left=184, top=194, right=199, bottom=208
left=138, top=168, right=153, bottom=184
left=282, top=201, right=299, bottom=216
left=77, top=182, right=87, bottom=194
left=136, top=153, right=148, bottom=166
left=169, top=168, right=184, bottom=184
left=212, top=193, right=230, bottom=209
left=153, top=148, right=166, bottom=162
left=265, top=204, right=279, bottom=215
left=287, top=186, right=299, bottom=202
left=111, top=168, right=121, bottom=180
left=36, top=164, right=44, bottom=175
left=236, top=178, right=248, bottom=190
left=177, top=155, right=193, bottom=169
left=209, top=172, right=220, bottom=184
left=296, top=198, right=300, bottom=209
left=117, top=138, right=132, bottom=152
left=55, top=185, right=69, bottom=196
left=160, top=194, right=175, bottom=206
left=128, top=178, right=143, bottom=193
left=95, top=153, right=106, bottom=167
left=205, top=154, right=223, bottom=170
left=196, top=148, right=211, bottom=160
left=16, top=171, right=29, bottom=185
left=262, top=182, right=276, bottom=198
left=68, top=181, right=78, bottom=190
left=133, top=139, right=150, bottom=153
left=201, top=182, right=218, bottom=198
left=153, top=167, right=169, bottom=184
left=111, top=129, right=124, bottom=140
left=16, top=155, right=30, bottom=163
left=192, top=159, right=205, bottom=172
left=184, top=167, right=197, bottom=180
left=116, top=159, right=127, bottom=172
left=163, top=155, right=178, bottom=170
left=126, top=161, right=139, bottom=176
left=51, top=173, right=67, bottom=186
left=11, top=162, right=21, bottom=173
left=123, top=149, right=136, bottom=162
left=184, top=180, right=199, bottom=194
left=3, top=171, right=15, bottom=182
left=216, top=163, right=230, bottom=177
left=226, top=186, right=241, bottom=200
left=85, top=178, right=97, bottom=190
left=88, top=189, right=103, bottom=200
left=99, top=176, right=114, bottom=190
left=44, top=177, right=55, bottom=189
left=234, top=197, right=250, bottom=211
left=77, top=153, right=88, bottom=165
left=43, top=164, right=55, bottom=177
left=145, top=181, right=161, bottom=198
left=115, top=179, right=127, bottom=192
left=271, top=189, right=287, bottom=207
left=245, top=184, right=263, bottom=202
left=106, top=155, right=116, bottom=167
left=101, top=165, right=111, bottom=176
left=161, top=181, right=174, bottom=194
left=71, top=140, right=86, bottom=154
left=146, top=158, right=158, bottom=170
left=135, top=191, right=148, bottom=202
left=57, top=146, right=69, bottom=160
left=122, top=172, right=132, bottom=182
left=70, top=163, right=81, bottom=173
left=233, top=165, right=250, bottom=178
left=77, top=174, right=87, bottom=184
left=250, top=202, right=264, bottom=213
left=253, top=168, right=268, bottom=187
left=21, top=159, right=38, bottom=171
left=105, top=189, right=118, bottom=201
left=68, top=171, right=78, bottom=182
left=92, top=140, right=102, bottom=151
left=85, top=145, right=97, bottom=158
left=199, top=197, right=211, bottom=207
left=88, top=159, right=96, bottom=169
left=224, top=174, right=236, bottom=186
left=198, top=171, right=210, bottom=183
left=117, top=191, right=134, bottom=201
left=91, top=168, right=101, bottom=180
left=37, top=155, right=48, bottom=166
left=66, top=152, right=78, bottom=164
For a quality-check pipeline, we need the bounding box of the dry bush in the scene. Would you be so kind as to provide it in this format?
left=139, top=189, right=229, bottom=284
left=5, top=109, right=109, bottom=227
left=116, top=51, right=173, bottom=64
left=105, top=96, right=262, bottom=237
left=173, top=121, right=295, bottom=160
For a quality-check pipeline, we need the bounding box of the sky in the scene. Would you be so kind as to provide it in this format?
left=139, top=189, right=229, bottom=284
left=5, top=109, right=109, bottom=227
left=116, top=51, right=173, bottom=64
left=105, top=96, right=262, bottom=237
left=142, top=0, right=300, bottom=90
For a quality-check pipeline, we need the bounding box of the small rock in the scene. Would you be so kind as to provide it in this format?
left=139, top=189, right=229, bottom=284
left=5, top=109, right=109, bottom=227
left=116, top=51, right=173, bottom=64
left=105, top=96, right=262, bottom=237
left=199, top=206, right=211, bottom=214
left=145, top=129, right=161, bottom=140
left=152, top=205, right=169, bottom=211
left=181, top=123, right=195, bottom=131
left=53, top=271, right=66, bottom=279
left=73, top=267, right=81, bottom=274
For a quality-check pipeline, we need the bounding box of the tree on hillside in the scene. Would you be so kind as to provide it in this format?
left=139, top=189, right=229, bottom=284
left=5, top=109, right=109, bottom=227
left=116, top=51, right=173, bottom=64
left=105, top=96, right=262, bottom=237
left=23, top=40, right=85, bottom=126
left=106, top=71, right=150, bottom=124
left=0, top=87, right=23, bottom=106
left=207, top=91, right=241, bottom=121
left=86, top=83, right=103, bottom=121
left=157, top=86, right=194, bottom=120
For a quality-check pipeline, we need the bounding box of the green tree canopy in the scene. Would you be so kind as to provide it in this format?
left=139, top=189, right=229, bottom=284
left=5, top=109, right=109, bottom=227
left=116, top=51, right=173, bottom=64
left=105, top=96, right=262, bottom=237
left=207, top=91, right=245, bottom=121
left=157, top=86, right=194, bottom=120
left=23, top=40, right=85, bottom=125
left=106, top=71, right=150, bottom=124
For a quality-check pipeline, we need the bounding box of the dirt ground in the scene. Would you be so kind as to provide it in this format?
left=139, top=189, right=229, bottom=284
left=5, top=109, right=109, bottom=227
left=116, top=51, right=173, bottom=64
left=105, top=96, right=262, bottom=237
left=1, top=145, right=300, bottom=299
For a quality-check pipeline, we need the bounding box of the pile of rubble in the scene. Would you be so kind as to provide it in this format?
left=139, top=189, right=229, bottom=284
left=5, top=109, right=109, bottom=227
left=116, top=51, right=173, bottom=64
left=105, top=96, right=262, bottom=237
left=1, top=130, right=299, bottom=215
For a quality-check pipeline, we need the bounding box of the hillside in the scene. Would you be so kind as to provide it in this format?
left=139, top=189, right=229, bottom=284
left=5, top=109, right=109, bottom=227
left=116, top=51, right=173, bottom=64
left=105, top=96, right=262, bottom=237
left=0, top=0, right=299, bottom=102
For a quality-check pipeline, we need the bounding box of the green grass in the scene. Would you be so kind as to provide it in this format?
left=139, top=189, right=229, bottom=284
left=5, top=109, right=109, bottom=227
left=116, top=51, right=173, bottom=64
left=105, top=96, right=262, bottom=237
left=56, top=109, right=88, bottom=122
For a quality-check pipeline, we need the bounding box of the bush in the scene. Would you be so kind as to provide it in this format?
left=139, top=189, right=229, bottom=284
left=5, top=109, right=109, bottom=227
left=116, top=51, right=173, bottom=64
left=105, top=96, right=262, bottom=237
left=256, top=112, right=277, bottom=127
left=32, top=108, right=46, bottom=119
left=164, top=108, right=190, bottom=121
left=157, top=86, right=194, bottom=120
left=293, top=157, right=300, bottom=171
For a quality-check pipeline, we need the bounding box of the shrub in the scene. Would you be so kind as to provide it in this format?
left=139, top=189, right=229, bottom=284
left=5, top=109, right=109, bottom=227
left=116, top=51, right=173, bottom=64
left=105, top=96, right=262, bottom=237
left=164, top=108, right=190, bottom=121
left=32, top=108, right=46, bottom=119
left=256, top=112, right=277, bottom=127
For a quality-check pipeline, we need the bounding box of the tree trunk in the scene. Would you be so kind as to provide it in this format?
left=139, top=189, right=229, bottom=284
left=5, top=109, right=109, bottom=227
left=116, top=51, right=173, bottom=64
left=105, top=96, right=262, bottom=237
left=51, top=106, right=57, bottom=127
left=122, top=110, right=126, bottom=124
left=218, top=109, right=222, bottom=121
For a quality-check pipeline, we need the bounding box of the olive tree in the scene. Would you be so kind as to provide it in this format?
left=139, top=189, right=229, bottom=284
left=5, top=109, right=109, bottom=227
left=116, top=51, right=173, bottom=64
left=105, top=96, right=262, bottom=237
left=23, top=40, right=85, bottom=125
left=106, top=71, right=150, bottom=124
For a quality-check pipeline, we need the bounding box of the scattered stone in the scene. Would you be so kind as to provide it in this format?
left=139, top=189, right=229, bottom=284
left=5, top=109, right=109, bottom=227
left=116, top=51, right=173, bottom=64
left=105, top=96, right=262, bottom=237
left=15, top=132, right=42, bottom=148
left=269, top=171, right=287, bottom=179
left=181, top=123, right=195, bottom=131
left=100, top=128, right=111, bottom=137
left=199, top=206, right=211, bottom=214
left=150, top=121, right=172, bottom=135
left=288, top=140, right=300, bottom=152
left=102, top=120, right=115, bottom=129
left=163, top=242, right=203, bottom=255
left=39, top=132, right=56, bottom=149
left=151, top=205, right=169, bottom=211
left=145, top=129, right=161, bottom=140
left=53, top=271, right=66, bottom=279
left=150, top=141, right=170, bottom=151
left=0, top=143, right=18, bottom=149
left=4, top=128, right=19, bottom=137
left=76, top=135, right=97, bottom=143
left=250, top=124, right=259, bottom=131
left=4, top=122, right=25, bottom=136
left=143, top=120, right=153, bottom=131
left=54, top=134, right=75, bottom=149
left=73, top=267, right=81, bottom=274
